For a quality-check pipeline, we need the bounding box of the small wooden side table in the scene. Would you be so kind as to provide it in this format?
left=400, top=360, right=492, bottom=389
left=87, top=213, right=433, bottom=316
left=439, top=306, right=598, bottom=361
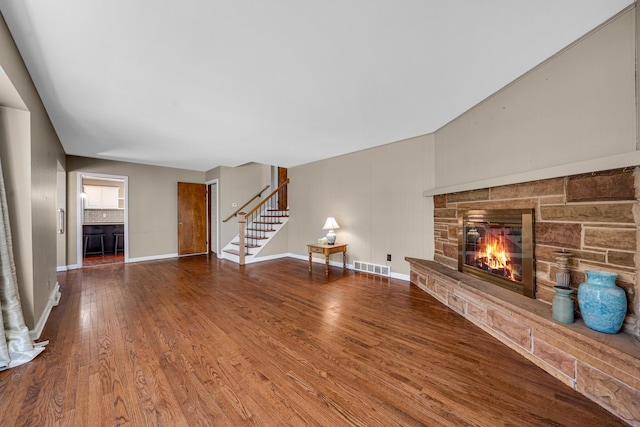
left=307, top=243, right=347, bottom=276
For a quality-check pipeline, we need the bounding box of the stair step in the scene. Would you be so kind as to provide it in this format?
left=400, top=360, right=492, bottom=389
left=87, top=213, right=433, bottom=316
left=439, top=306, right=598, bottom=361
left=245, top=234, right=268, bottom=240
left=223, top=249, right=251, bottom=256
left=231, top=242, right=261, bottom=248
left=223, top=206, right=289, bottom=263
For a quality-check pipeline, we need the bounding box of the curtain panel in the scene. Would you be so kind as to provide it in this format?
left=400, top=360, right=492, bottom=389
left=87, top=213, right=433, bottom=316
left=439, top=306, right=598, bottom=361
left=0, top=157, right=45, bottom=370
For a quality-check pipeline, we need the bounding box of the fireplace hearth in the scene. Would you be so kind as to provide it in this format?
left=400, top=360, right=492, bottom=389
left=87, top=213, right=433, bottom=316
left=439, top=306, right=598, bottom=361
left=458, top=209, right=534, bottom=298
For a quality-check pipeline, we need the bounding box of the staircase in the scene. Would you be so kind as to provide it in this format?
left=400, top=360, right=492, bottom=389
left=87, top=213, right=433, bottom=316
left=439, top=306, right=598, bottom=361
left=222, top=180, right=289, bottom=265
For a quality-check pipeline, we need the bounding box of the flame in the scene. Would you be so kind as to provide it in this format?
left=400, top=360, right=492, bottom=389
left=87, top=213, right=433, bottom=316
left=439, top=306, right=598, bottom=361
left=477, top=232, right=515, bottom=280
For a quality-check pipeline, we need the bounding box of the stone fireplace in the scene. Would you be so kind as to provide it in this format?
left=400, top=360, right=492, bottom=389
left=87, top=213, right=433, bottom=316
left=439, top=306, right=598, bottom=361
left=433, top=167, right=638, bottom=333
left=406, top=167, right=640, bottom=425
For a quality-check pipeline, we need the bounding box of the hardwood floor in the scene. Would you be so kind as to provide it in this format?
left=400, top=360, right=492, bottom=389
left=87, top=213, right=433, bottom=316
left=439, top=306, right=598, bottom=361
left=0, top=256, right=626, bottom=426
left=83, top=253, right=125, bottom=267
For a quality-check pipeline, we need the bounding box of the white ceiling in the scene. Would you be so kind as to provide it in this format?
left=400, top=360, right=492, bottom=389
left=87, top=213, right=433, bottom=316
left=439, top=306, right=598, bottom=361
left=0, top=1, right=634, bottom=171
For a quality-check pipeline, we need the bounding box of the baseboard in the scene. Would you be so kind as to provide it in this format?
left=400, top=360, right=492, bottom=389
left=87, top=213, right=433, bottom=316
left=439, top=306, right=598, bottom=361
left=288, top=252, right=355, bottom=269
left=287, top=252, right=306, bottom=262
left=245, top=253, right=290, bottom=264
left=287, top=253, right=409, bottom=281
left=30, top=282, right=61, bottom=341
left=390, top=271, right=410, bottom=281
left=66, top=252, right=409, bottom=281
left=65, top=253, right=179, bottom=269
left=56, top=265, right=68, bottom=272
left=127, top=253, right=178, bottom=263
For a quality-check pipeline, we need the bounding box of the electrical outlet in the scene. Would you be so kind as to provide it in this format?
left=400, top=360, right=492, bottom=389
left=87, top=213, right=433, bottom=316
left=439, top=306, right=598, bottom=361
left=387, top=254, right=391, bottom=261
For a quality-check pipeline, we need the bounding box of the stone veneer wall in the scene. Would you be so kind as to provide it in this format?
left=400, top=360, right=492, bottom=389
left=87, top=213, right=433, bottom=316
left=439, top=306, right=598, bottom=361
left=433, top=167, right=639, bottom=338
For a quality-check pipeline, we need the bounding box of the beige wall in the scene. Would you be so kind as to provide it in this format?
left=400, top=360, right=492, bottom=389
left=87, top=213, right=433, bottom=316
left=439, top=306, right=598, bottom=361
left=289, top=135, right=435, bottom=275
left=434, top=8, right=637, bottom=189
left=30, top=110, right=64, bottom=325
left=253, top=224, right=289, bottom=259
left=204, top=166, right=220, bottom=183
left=0, top=13, right=66, bottom=329
left=66, top=156, right=204, bottom=263
left=0, top=106, right=35, bottom=322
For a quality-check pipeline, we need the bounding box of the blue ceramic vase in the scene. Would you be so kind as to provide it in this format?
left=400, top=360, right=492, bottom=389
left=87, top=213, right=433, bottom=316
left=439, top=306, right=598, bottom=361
left=552, top=286, right=574, bottom=324
left=577, top=271, right=627, bottom=334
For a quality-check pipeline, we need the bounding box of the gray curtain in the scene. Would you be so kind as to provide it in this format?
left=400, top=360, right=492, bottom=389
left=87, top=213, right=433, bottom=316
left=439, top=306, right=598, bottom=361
left=0, top=157, right=45, bottom=370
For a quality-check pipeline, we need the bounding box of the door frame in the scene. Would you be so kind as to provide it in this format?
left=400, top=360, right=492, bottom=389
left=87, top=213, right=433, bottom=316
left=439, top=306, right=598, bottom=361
left=76, top=172, right=129, bottom=267
left=206, top=178, right=219, bottom=257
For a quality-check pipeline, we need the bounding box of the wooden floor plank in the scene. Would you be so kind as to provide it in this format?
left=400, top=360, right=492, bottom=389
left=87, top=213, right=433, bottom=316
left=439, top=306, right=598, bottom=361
left=0, top=255, right=628, bottom=426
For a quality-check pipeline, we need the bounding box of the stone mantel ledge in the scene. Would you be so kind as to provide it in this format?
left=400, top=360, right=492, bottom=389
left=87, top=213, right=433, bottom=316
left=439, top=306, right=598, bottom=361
left=406, top=257, right=640, bottom=425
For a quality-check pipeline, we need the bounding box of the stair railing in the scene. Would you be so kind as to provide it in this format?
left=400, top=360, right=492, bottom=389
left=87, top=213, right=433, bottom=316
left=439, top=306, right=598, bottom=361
left=237, top=179, right=289, bottom=265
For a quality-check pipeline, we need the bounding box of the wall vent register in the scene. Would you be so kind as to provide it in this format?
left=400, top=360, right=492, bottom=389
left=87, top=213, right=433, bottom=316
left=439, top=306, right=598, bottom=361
left=353, top=261, right=391, bottom=277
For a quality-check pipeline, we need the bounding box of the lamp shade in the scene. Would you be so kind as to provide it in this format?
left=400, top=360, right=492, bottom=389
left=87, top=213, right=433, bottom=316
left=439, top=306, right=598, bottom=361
left=322, top=217, right=340, bottom=230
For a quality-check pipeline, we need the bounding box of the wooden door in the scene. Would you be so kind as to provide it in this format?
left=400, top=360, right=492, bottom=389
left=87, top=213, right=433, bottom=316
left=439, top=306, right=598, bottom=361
left=178, top=182, right=207, bottom=256
left=278, top=167, right=288, bottom=210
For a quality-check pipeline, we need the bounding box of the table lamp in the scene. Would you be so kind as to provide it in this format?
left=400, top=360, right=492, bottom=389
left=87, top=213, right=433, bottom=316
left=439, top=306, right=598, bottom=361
left=322, top=217, right=340, bottom=245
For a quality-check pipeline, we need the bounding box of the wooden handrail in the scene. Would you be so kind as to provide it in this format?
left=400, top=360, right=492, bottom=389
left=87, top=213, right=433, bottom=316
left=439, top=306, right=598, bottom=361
left=240, top=179, right=289, bottom=219
left=223, top=184, right=271, bottom=223
left=237, top=178, right=289, bottom=265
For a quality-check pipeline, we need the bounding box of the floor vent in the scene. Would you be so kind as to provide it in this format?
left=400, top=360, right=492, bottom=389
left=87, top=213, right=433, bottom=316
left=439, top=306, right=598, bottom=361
left=353, top=261, right=391, bottom=277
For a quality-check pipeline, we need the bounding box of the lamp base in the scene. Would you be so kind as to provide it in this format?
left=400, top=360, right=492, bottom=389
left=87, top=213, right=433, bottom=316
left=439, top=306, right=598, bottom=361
left=326, top=230, right=336, bottom=245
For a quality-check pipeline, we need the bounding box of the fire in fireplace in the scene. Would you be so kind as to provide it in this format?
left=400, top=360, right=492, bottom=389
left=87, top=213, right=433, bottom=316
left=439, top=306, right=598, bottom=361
left=458, top=209, right=535, bottom=298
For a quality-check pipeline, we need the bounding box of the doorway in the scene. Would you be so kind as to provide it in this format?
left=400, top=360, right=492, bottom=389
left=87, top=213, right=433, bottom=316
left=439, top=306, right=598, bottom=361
left=78, top=173, right=128, bottom=267
left=208, top=179, right=219, bottom=256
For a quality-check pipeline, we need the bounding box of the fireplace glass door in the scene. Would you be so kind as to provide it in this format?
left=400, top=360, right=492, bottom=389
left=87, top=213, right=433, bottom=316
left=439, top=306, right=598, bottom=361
left=458, top=209, right=534, bottom=298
